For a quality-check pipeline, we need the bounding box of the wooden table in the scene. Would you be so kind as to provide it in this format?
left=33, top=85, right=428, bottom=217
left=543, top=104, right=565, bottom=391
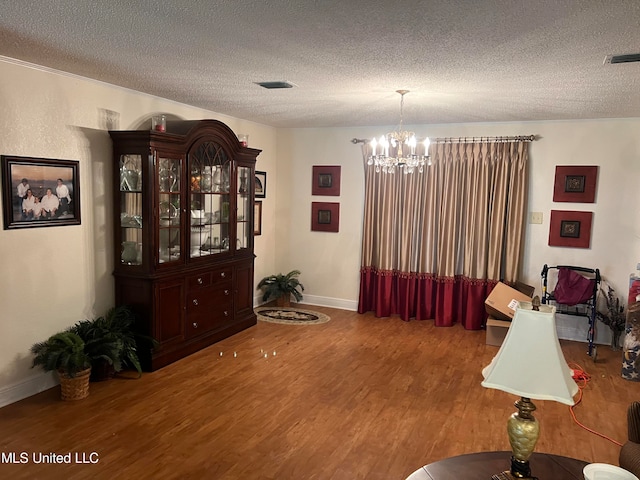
left=406, top=451, right=588, bottom=480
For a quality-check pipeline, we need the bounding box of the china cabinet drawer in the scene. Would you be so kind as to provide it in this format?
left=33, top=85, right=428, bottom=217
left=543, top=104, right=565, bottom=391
left=187, top=268, right=232, bottom=290
left=187, top=272, right=212, bottom=289
left=187, top=284, right=232, bottom=310
left=186, top=289, right=233, bottom=337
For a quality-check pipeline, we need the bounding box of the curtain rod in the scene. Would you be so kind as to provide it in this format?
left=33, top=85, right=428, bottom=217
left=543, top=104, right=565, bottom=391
left=351, top=135, right=537, bottom=144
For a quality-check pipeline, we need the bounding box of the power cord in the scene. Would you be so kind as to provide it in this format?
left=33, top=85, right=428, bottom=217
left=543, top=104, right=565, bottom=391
left=567, top=362, right=623, bottom=447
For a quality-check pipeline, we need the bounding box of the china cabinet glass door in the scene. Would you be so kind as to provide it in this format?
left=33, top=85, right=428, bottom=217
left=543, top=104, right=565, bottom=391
left=119, top=154, right=143, bottom=265
left=158, top=156, right=182, bottom=264
left=189, top=141, right=230, bottom=258
left=237, top=165, right=251, bottom=250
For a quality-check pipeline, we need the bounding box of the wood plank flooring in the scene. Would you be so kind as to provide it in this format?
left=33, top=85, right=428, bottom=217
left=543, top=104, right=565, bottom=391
left=0, top=306, right=637, bottom=479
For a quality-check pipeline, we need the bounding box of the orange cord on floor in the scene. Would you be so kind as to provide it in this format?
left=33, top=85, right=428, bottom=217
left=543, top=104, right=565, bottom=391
left=567, top=362, right=623, bottom=447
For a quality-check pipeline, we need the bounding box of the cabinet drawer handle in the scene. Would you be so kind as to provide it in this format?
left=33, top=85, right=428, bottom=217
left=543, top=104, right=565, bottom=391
left=192, top=299, right=199, bottom=306
left=197, top=277, right=203, bottom=285
left=224, top=289, right=229, bottom=295
left=220, top=272, right=226, bottom=278
left=224, top=311, right=229, bottom=317
left=192, top=322, right=198, bottom=328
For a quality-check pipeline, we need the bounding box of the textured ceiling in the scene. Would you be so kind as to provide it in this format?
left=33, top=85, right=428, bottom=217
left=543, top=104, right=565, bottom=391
left=0, top=1, right=639, bottom=128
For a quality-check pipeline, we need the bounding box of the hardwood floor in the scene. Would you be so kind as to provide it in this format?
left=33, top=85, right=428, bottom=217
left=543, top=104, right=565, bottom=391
left=0, top=306, right=637, bottom=479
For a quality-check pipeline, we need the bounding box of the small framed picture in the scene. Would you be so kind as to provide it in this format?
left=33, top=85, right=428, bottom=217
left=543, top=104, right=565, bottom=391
left=318, top=209, right=332, bottom=224
left=560, top=220, right=581, bottom=238
left=2, top=155, right=81, bottom=229
left=549, top=210, right=593, bottom=248
left=311, top=202, right=339, bottom=232
left=564, top=175, right=585, bottom=193
left=553, top=166, right=598, bottom=202
left=312, top=165, right=341, bottom=196
left=255, top=171, right=266, bottom=199
left=254, top=201, right=262, bottom=236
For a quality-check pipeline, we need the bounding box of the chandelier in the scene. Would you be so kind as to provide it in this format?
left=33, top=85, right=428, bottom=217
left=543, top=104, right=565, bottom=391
left=368, top=90, right=430, bottom=174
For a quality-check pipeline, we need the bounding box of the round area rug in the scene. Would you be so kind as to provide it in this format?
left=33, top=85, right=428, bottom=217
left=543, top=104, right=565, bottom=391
left=255, top=307, right=330, bottom=325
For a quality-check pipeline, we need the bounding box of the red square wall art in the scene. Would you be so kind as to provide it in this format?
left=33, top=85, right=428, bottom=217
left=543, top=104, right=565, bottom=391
left=312, top=166, right=341, bottom=196
left=548, top=210, right=593, bottom=248
left=553, top=166, right=598, bottom=203
left=311, top=202, right=339, bottom=232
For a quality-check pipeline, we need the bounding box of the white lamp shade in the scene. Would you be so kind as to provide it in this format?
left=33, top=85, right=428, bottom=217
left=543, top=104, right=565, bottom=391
left=481, top=302, right=579, bottom=406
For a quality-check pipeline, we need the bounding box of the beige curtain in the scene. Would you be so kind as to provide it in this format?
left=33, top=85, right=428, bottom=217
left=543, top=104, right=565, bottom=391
left=358, top=140, right=529, bottom=329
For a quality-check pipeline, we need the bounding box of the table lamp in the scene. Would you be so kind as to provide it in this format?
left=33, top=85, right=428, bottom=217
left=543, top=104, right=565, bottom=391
left=481, top=300, right=579, bottom=480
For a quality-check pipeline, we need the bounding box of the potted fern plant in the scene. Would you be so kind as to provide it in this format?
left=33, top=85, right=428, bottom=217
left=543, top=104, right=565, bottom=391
left=31, top=331, right=91, bottom=401
left=69, top=305, right=148, bottom=381
left=257, top=270, right=305, bottom=307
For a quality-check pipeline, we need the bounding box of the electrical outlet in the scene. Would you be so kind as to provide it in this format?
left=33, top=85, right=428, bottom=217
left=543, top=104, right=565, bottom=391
left=530, top=212, right=543, bottom=224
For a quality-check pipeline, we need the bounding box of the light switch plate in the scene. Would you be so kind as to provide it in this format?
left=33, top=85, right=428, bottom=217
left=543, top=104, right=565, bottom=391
left=530, top=212, right=543, bottom=224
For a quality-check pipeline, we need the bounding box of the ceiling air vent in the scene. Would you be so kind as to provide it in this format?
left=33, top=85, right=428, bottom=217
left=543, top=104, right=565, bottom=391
left=255, top=81, right=296, bottom=89
left=604, top=53, right=640, bottom=64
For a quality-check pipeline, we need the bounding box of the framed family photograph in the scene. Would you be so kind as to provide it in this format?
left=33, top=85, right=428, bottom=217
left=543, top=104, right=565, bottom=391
left=2, top=155, right=81, bottom=230
left=255, top=171, right=267, bottom=199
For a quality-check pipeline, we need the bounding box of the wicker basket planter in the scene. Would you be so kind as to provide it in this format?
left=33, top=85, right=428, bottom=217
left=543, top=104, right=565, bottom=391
left=276, top=295, right=291, bottom=307
left=58, top=367, right=91, bottom=401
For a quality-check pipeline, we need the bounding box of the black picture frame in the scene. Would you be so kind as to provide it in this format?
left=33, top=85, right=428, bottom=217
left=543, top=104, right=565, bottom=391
left=2, top=155, right=81, bottom=229
left=318, top=210, right=332, bottom=224
left=564, top=175, right=586, bottom=193
left=318, top=174, right=333, bottom=188
left=560, top=220, right=581, bottom=238
left=255, top=171, right=266, bottom=199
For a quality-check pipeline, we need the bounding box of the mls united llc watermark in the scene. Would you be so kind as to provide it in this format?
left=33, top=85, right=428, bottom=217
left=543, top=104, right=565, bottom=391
left=1, top=451, right=99, bottom=464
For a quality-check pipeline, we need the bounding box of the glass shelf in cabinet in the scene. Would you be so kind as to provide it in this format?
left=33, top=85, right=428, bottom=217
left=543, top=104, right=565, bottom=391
left=120, top=214, right=142, bottom=228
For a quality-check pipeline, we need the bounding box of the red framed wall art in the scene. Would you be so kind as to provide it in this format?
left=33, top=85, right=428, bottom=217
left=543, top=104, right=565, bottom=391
left=311, top=202, right=339, bottom=232
left=548, top=210, right=593, bottom=248
left=552, top=165, right=598, bottom=203
left=312, top=165, right=341, bottom=196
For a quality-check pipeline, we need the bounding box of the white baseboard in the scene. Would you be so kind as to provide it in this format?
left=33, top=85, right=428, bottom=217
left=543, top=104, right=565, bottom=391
left=297, top=295, right=358, bottom=311
left=253, top=294, right=357, bottom=311
left=0, top=371, right=58, bottom=408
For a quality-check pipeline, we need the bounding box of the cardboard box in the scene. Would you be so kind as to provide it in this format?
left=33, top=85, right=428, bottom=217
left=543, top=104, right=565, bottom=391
left=514, top=280, right=535, bottom=297
left=485, top=281, right=534, bottom=321
left=486, top=317, right=511, bottom=346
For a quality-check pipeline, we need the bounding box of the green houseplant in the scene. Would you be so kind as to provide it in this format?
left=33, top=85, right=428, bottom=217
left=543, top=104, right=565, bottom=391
left=69, top=305, right=147, bottom=380
left=69, top=318, right=123, bottom=382
left=257, top=270, right=305, bottom=307
left=30, top=331, right=91, bottom=401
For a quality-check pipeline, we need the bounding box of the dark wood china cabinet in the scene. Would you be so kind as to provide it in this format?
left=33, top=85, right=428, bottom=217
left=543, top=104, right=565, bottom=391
left=109, top=120, right=259, bottom=370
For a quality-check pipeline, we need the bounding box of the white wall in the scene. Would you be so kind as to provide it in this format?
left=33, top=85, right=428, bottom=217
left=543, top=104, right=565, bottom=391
left=0, top=59, right=276, bottom=406
left=275, top=120, right=640, bottom=334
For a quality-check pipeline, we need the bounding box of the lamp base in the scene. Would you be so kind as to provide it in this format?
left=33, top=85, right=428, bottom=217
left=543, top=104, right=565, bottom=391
left=491, top=472, right=538, bottom=480
left=491, top=456, right=539, bottom=479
